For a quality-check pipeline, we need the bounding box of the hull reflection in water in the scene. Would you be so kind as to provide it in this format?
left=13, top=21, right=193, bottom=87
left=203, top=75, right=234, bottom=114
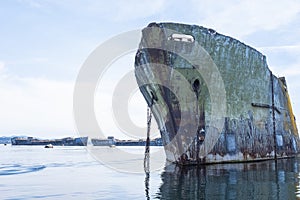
left=155, top=158, right=300, bottom=199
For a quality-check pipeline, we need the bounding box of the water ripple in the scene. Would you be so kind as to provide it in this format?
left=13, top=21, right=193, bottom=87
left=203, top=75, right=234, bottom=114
left=0, top=164, right=46, bottom=176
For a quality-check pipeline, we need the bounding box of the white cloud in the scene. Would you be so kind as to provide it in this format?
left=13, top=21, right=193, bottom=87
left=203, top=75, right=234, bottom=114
left=0, top=73, right=75, bottom=138
left=19, top=0, right=166, bottom=22
left=258, top=45, right=300, bottom=76
left=94, top=53, right=159, bottom=140
left=0, top=61, right=4, bottom=71
left=18, top=0, right=44, bottom=8
left=111, top=0, right=166, bottom=21
left=273, top=64, right=300, bottom=77
left=196, top=0, right=300, bottom=38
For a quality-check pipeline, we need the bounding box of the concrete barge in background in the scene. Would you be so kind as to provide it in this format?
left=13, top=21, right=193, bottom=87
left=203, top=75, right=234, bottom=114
left=11, top=136, right=88, bottom=146
left=10, top=136, right=162, bottom=147
left=91, top=136, right=162, bottom=146
left=134, top=22, right=300, bottom=165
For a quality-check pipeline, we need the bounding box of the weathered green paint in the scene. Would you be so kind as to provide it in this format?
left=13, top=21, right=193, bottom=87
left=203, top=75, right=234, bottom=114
left=135, top=22, right=299, bottom=164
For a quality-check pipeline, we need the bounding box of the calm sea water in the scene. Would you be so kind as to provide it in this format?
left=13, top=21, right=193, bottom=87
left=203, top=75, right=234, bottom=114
left=1, top=145, right=300, bottom=199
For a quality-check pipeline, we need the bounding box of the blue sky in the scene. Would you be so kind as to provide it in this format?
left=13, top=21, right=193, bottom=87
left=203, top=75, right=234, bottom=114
left=1, top=0, right=300, bottom=138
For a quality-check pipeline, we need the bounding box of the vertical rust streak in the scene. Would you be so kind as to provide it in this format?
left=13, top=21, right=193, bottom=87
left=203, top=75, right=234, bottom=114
left=271, top=72, right=277, bottom=160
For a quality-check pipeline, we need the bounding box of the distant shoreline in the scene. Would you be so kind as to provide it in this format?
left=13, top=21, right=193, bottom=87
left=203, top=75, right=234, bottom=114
left=2, top=136, right=163, bottom=146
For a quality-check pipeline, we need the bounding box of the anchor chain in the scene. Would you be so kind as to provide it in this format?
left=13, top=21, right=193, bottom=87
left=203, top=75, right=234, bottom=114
left=144, top=106, right=152, bottom=173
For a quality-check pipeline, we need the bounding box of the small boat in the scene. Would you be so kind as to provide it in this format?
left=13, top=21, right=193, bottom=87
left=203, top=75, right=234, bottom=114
left=44, top=144, right=53, bottom=148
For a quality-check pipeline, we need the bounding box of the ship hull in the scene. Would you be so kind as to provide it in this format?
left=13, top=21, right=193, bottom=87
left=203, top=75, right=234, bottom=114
left=134, top=22, right=300, bottom=165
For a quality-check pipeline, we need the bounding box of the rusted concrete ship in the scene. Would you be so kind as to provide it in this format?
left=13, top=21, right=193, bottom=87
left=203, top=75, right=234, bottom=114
left=134, top=22, right=300, bottom=165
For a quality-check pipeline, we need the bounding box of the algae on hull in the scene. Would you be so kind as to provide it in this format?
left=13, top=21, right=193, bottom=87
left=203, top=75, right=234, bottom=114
left=134, top=22, right=299, bottom=164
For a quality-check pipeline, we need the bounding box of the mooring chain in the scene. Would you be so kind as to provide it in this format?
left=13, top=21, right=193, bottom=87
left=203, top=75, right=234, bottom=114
left=144, top=106, right=152, bottom=173
left=146, top=106, right=152, bottom=152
